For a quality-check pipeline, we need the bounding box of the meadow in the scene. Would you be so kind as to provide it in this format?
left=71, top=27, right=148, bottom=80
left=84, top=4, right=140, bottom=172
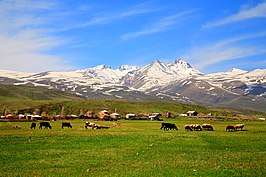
left=0, top=119, right=265, bottom=177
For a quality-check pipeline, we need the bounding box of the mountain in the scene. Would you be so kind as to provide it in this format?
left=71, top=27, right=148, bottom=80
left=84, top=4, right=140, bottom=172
left=0, top=59, right=265, bottom=112
left=121, top=59, right=201, bottom=90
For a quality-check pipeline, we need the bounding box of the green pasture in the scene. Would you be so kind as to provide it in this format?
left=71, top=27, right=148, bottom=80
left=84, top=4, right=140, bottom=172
left=0, top=119, right=265, bottom=177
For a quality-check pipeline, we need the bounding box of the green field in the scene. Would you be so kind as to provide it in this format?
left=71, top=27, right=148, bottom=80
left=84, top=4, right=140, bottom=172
left=0, top=119, right=265, bottom=177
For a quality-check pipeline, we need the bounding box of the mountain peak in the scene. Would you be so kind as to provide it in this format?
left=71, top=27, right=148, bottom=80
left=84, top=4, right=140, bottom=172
left=93, top=65, right=111, bottom=70
left=173, top=59, right=192, bottom=68
left=149, top=59, right=167, bottom=71
left=151, top=59, right=162, bottom=64
left=228, top=68, right=247, bottom=74
left=118, top=65, right=140, bottom=73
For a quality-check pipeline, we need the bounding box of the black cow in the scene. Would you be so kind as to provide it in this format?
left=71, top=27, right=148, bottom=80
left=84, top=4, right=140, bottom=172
left=30, top=122, right=36, bottom=129
left=160, top=123, right=178, bottom=131
left=39, top=122, right=52, bottom=129
left=62, top=122, right=72, bottom=129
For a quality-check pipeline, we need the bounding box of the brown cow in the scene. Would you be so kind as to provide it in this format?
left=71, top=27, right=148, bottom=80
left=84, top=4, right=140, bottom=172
left=202, top=124, right=214, bottom=131
left=184, top=124, right=193, bottom=131
left=190, top=124, right=202, bottom=131
left=226, top=124, right=235, bottom=132
left=234, top=124, right=244, bottom=131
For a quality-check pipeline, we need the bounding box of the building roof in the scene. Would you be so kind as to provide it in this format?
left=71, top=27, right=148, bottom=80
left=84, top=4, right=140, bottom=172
left=187, top=111, right=197, bottom=114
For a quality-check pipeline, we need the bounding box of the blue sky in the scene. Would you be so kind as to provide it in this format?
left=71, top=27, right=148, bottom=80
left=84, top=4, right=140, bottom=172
left=0, top=0, right=266, bottom=73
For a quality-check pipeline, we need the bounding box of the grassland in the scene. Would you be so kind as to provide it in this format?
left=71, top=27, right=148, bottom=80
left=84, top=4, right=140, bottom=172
left=0, top=119, right=265, bottom=177
left=0, top=85, right=84, bottom=101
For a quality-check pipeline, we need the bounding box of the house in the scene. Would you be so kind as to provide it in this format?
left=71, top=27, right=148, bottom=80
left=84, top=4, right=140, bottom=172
left=32, top=115, right=42, bottom=120
left=126, top=114, right=136, bottom=119
left=164, top=112, right=172, bottom=118
left=65, top=114, right=78, bottom=119
left=18, top=114, right=25, bottom=119
left=99, top=110, right=110, bottom=119
left=149, top=113, right=162, bottom=120
left=179, top=114, right=187, bottom=117
left=186, top=111, right=198, bottom=117
left=110, top=113, right=121, bottom=119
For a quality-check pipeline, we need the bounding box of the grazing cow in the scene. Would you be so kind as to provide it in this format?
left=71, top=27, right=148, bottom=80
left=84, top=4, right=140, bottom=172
left=202, top=124, right=214, bottom=131
left=62, top=122, right=72, bottom=129
left=85, top=122, right=97, bottom=129
left=160, top=123, right=178, bottom=131
left=191, top=124, right=202, bottom=131
left=30, top=122, right=36, bottom=129
left=226, top=124, right=235, bottom=132
left=185, top=124, right=193, bottom=131
left=234, top=124, right=244, bottom=131
left=39, top=122, right=52, bottom=129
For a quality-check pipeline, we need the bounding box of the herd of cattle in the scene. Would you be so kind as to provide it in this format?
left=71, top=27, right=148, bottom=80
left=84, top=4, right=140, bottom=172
left=160, top=123, right=245, bottom=131
left=30, top=121, right=111, bottom=129
left=30, top=121, right=245, bottom=132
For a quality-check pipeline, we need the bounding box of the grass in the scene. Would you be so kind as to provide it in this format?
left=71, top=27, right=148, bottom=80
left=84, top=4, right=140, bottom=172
left=0, top=119, right=265, bottom=176
left=0, top=85, right=84, bottom=101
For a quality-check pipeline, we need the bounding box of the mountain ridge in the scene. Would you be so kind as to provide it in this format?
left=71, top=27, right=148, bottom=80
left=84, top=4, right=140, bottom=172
left=0, top=59, right=265, bottom=112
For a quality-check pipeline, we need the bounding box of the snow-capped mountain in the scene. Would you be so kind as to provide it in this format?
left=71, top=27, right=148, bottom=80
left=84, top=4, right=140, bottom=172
left=0, top=59, right=265, bottom=112
left=121, top=59, right=201, bottom=90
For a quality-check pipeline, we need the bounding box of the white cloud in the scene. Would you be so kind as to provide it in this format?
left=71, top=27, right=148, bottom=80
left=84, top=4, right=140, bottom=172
left=184, top=32, right=266, bottom=70
left=192, top=48, right=266, bottom=70
left=203, top=2, right=266, bottom=28
left=78, top=2, right=157, bottom=28
left=0, top=0, right=72, bottom=72
left=121, top=10, right=194, bottom=40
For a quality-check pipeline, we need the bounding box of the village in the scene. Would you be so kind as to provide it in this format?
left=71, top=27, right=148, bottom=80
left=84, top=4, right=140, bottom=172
left=0, top=110, right=199, bottom=121
left=0, top=107, right=204, bottom=120
left=1, top=109, right=264, bottom=122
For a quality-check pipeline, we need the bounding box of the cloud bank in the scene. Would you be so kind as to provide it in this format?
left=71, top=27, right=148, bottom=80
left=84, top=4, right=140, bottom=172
left=203, top=2, right=266, bottom=28
left=121, top=10, right=194, bottom=40
left=0, top=0, right=72, bottom=72
left=184, top=32, right=266, bottom=70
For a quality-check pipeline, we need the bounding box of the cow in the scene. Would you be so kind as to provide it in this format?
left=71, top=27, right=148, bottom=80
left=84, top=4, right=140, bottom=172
left=235, top=123, right=244, bottom=131
left=85, top=122, right=97, bottom=129
left=202, top=124, right=214, bottom=131
left=160, top=123, right=178, bottom=131
left=226, top=124, right=235, bottom=132
left=62, top=122, right=72, bottom=129
left=39, top=122, right=52, bottom=129
left=30, top=122, right=36, bottom=129
left=190, top=124, right=202, bottom=131
left=185, top=124, right=193, bottom=131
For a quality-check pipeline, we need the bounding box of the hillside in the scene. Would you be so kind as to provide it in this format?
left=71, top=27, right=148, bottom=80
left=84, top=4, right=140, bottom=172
left=0, top=85, right=84, bottom=101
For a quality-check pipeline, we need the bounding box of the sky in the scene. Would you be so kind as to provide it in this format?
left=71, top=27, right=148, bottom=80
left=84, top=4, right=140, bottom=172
left=0, top=0, right=266, bottom=73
